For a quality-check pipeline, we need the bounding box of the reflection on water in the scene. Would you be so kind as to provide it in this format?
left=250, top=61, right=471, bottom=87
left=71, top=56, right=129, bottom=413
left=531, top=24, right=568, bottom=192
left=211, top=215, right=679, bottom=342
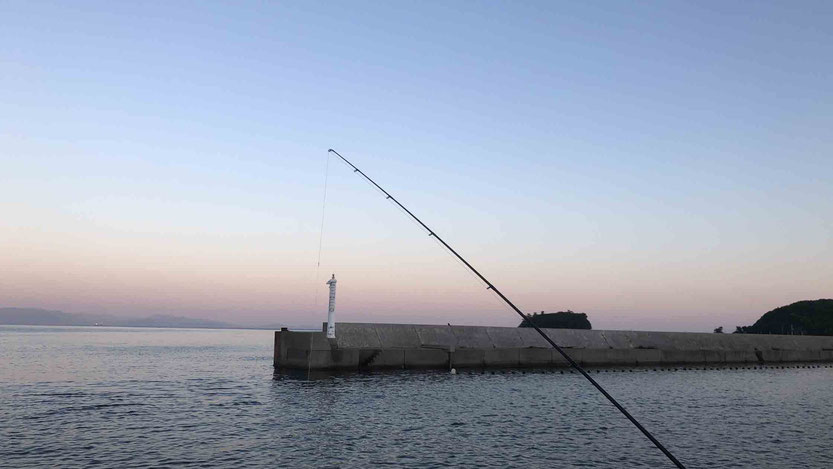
left=2, top=326, right=832, bottom=468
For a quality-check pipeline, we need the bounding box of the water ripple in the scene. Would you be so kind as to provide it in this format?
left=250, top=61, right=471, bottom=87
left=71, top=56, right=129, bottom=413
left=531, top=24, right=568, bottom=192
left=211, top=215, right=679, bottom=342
left=2, top=326, right=833, bottom=468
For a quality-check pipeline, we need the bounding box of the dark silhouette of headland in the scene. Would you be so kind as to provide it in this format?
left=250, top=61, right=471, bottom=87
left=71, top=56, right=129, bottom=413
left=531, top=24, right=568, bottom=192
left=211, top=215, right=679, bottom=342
left=734, top=299, right=833, bottom=335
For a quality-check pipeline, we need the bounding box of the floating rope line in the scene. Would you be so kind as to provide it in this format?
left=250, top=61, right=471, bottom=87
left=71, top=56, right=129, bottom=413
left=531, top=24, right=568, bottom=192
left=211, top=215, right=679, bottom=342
left=327, top=148, right=686, bottom=468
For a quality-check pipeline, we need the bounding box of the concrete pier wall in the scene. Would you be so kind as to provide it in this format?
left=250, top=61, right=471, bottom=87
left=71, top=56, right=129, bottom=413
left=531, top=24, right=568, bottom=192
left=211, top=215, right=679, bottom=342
left=274, top=323, right=833, bottom=370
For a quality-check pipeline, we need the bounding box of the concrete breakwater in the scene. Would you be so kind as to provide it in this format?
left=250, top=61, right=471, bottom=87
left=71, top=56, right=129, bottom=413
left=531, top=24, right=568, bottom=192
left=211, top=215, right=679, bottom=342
left=273, top=323, right=833, bottom=370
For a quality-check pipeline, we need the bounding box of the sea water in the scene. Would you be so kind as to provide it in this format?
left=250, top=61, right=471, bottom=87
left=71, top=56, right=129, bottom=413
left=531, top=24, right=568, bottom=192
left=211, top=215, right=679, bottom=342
left=1, top=326, right=831, bottom=468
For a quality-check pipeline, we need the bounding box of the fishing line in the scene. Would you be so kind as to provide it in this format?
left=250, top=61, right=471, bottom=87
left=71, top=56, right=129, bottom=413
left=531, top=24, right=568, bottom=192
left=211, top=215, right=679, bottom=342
left=327, top=148, right=687, bottom=469
left=313, top=151, right=332, bottom=309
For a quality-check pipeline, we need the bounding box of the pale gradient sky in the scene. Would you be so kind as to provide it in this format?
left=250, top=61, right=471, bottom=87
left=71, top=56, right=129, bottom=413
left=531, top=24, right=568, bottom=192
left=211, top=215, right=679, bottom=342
left=2, top=1, right=831, bottom=330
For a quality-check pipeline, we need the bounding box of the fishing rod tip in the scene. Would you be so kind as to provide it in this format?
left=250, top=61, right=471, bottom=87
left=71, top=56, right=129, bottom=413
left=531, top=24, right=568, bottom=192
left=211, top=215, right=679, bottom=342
left=327, top=148, right=335, bottom=153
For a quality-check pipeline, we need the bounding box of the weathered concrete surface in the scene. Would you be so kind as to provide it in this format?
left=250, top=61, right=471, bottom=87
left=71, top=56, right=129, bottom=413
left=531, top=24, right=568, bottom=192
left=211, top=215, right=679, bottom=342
left=274, top=323, right=833, bottom=370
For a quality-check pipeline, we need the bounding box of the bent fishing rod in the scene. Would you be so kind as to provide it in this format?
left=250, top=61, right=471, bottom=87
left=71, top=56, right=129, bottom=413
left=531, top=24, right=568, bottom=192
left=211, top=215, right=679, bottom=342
left=327, top=148, right=686, bottom=468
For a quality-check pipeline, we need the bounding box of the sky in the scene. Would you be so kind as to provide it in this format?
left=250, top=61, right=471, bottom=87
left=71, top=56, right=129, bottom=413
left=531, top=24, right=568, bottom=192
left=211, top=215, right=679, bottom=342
left=1, top=1, right=830, bottom=330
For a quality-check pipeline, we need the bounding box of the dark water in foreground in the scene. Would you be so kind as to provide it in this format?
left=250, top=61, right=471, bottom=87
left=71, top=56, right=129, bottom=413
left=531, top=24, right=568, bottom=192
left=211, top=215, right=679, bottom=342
left=1, top=326, right=832, bottom=468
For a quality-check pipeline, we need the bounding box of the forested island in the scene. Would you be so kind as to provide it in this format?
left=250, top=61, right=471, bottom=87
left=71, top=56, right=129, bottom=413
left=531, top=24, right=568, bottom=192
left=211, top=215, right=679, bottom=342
left=519, top=310, right=592, bottom=329
left=734, top=299, right=833, bottom=335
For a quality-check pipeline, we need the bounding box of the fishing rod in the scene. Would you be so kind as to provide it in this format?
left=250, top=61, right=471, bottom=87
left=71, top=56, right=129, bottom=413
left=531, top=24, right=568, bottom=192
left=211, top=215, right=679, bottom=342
left=327, top=148, right=686, bottom=468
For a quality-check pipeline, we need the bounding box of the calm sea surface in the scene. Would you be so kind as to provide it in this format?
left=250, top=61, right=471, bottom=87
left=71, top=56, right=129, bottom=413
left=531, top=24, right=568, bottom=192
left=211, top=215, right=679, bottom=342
left=1, top=326, right=831, bottom=468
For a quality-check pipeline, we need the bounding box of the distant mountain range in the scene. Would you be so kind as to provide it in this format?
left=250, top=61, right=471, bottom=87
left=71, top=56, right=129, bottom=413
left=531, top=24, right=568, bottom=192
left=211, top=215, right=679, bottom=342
left=0, top=307, right=283, bottom=330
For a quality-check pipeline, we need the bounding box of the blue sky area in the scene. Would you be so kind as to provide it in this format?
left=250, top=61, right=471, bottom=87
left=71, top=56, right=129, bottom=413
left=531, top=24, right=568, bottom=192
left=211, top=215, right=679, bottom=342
left=1, top=1, right=830, bottom=330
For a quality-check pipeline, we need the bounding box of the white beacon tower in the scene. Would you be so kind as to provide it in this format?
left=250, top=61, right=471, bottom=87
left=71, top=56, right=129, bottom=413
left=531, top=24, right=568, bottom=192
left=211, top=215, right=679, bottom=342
left=326, top=274, right=337, bottom=339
